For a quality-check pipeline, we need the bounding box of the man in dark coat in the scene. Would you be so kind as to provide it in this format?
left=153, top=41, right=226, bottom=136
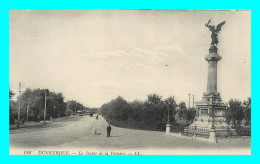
left=107, top=124, right=112, bottom=137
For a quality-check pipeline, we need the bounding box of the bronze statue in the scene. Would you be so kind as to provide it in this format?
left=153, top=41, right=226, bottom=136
left=205, top=19, right=226, bottom=46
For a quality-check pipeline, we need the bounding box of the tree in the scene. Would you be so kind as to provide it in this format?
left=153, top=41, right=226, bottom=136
left=9, top=89, right=15, bottom=100
left=243, top=97, right=251, bottom=126
left=9, top=88, right=16, bottom=124
left=9, top=88, right=16, bottom=115
left=101, top=94, right=177, bottom=131
left=146, top=94, right=163, bottom=105
left=67, top=100, right=87, bottom=115
left=19, top=88, right=44, bottom=119
left=46, top=92, right=66, bottom=117
left=111, top=96, right=130, bottom=120
left=144, top=94, right=163, bottom=124
left=18, top=88, right=68, bottom=120
left=185, top=107, right=196, bottom=121
left=178, top=101, right=187, bottom=110
left=129, top=100, right=145, bottom=122
left=178, top=101, right=187, bottom=118
left=100, top=96, right=130, bottom=121
left=226, top=99, right=244, bottom=126
left=164, top=96, right=177, bottom=122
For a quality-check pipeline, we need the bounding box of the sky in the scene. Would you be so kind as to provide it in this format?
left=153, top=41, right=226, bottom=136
left=9, top=10, right=251, bottom=108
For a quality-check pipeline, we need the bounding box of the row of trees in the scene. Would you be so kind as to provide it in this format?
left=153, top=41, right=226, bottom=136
left=9, top=88, right=89, bottom=124
left=101, top=94, right=179, bottom=131
left=10, top=87, right=251, bottom=129
left=66, top=100, right=89, bottom=115
left=100, top=94, right=251, bottom=131
left=176, top=101, right=196, bottom=123
left=226, top=98, right=251, bottom=127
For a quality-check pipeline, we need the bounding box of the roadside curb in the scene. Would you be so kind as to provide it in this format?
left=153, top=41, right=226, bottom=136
left=9, top=121, right=51, bottom=130
left=9, top=116, right=76, bottom=130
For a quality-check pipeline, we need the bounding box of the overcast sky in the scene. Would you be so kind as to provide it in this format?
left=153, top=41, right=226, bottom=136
left=9, top=10, right=251, bottom=107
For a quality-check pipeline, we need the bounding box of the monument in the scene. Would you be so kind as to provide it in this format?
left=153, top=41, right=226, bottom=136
left=186, top=20, right=236, bottom=141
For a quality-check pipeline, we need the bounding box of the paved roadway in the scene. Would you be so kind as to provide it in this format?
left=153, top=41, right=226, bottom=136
left=9, top=115, right=251, bottom=155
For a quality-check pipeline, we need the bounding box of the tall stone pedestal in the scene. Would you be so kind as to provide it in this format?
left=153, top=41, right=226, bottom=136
left=187, top=46, right=234, bottom=138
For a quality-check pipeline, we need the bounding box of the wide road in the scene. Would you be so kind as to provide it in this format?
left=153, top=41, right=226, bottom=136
left=10, top=115, right=250, bottom=155
left=10, top=116, right=94, bottom=148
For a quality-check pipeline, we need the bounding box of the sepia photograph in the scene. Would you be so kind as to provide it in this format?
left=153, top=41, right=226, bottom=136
left=9, top=10, right=251, bottom=155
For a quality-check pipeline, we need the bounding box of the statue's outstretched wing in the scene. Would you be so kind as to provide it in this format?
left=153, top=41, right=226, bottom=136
left=216, top=21, right=226, bottom=32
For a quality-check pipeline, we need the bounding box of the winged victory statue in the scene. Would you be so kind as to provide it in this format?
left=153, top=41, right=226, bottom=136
left=205, top=19, right=226, bottom=46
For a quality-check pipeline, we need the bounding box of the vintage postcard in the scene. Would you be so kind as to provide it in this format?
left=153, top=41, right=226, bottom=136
left=9, top=10, right=251, bottom=155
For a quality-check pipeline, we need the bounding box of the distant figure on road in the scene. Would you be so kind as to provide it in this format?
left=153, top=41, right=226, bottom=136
left=96, top=115, right=98, bottom=120
left=107, top=124, right=112, bottom=137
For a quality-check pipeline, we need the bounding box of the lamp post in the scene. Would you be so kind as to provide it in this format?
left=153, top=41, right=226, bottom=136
left=43, top=90, right=47, bottom=123
left=209, top=98, right=217, bottom=143
left=17, top=82, right=21, bottom=128
left=165, top=103, right=171, bottom=135
left=164, top=64, right=171, bottom=135
left=66, top=100, right=68, bottom=119
left=26, top=105, right=30, bottom=122
left=53, top=105, right=56, bottom=121
left=167, top=104, right=170, bottom=124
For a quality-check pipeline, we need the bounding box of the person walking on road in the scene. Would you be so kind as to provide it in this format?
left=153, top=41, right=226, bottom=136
left=107, top=124, right=112, bottom=137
